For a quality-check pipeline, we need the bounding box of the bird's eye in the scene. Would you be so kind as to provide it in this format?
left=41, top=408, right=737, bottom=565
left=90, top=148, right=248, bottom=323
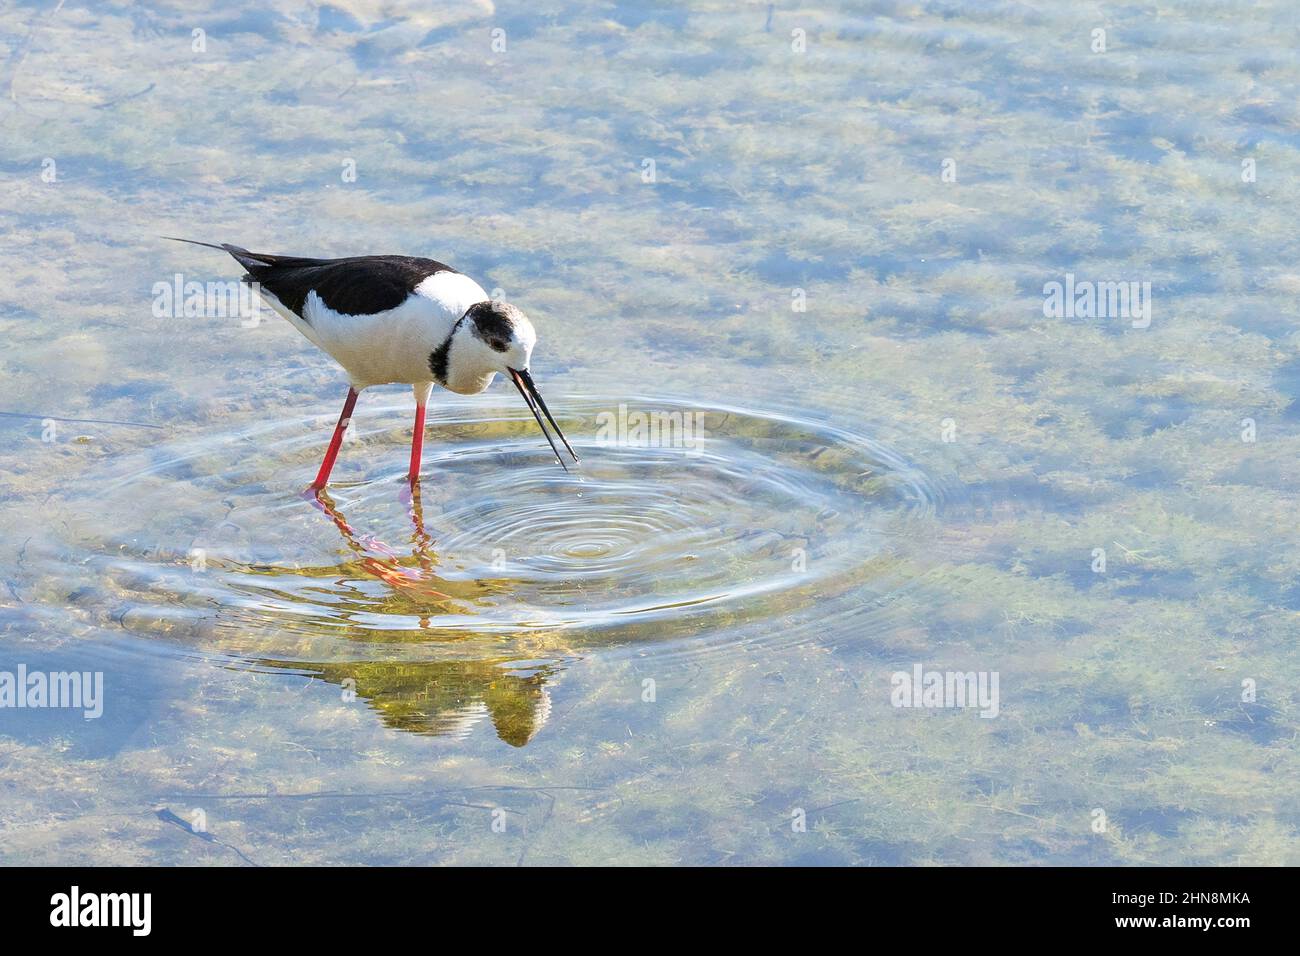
left=489, top=339, right=509, bottom=352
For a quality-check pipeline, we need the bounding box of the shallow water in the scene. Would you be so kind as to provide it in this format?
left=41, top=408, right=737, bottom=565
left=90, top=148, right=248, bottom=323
left=1, top=1, right=1298, bottom=865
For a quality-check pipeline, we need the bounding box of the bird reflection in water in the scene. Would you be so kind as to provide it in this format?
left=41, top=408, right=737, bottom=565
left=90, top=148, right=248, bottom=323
left=256, top=486, right=559, bottom=747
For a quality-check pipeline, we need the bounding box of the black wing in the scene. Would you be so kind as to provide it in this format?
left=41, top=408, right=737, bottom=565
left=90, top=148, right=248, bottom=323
left=166, top=238, right=457, bottom=319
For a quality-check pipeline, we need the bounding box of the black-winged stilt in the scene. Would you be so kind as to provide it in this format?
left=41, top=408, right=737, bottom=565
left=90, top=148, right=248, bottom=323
left=168, top=238, right=578, bottom=489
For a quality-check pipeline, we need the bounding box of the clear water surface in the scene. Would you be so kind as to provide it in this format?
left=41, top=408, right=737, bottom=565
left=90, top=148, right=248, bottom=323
left=0, top=0, right=1297, bottom=865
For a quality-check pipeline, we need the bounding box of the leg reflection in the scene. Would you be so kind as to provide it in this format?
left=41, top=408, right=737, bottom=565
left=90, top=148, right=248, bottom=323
left=308, top=489, right=452, bottom=601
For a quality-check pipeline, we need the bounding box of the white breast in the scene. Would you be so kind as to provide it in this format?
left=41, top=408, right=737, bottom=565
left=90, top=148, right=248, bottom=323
left=267, top=272, right=489, bottom=390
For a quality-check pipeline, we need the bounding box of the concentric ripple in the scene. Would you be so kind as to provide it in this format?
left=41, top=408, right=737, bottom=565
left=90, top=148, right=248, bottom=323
left=30, top=395, right=951, bottom=668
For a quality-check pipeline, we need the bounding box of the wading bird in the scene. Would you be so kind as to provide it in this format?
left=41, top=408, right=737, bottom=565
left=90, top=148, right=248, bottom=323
left=167, top=238, right=578, bottom=489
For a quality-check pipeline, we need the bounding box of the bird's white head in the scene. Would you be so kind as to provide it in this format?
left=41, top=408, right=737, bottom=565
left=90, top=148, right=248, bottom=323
left=434, top=299, right=579, bottom=470
left=436, top=300, right=536, bottom=395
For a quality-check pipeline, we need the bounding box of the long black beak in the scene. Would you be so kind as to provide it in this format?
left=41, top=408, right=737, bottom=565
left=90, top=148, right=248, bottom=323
left=509, top=368, right=579, bottom=471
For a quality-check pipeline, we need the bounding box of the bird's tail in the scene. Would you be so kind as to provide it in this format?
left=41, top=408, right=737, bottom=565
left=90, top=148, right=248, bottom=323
left=162, top=236, right=232, bottom=253
left=163, top=236, right=277, bottom=272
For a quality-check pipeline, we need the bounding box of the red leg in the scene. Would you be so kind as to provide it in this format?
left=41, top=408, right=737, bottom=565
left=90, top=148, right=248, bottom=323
left=312, top=387, right=359, bottom=491
left=408, top=399, right=427, bottom=484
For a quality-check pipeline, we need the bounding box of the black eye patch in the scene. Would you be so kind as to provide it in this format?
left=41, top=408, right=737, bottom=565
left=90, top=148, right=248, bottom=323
left=465, top=301, right=516, bottom=352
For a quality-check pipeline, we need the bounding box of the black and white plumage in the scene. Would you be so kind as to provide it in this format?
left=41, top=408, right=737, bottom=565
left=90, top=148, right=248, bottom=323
left=168, top=238, right=578, bottom=488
